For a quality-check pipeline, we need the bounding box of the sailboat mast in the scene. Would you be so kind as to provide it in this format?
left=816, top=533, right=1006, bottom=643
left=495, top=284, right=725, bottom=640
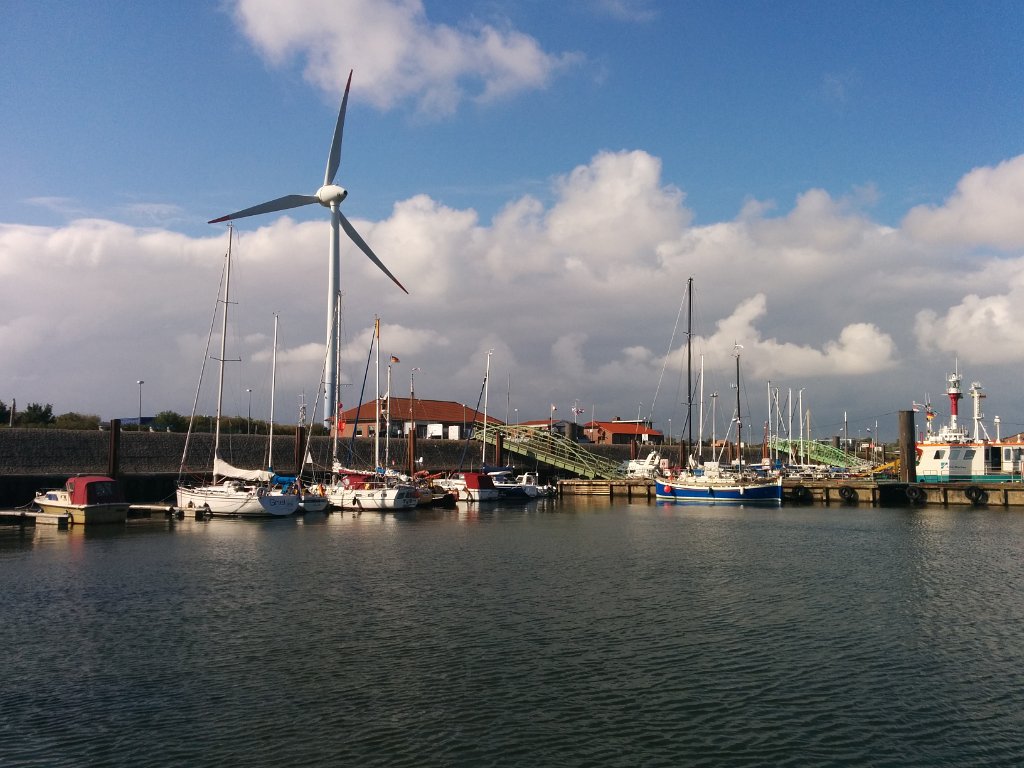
left=482, top=349, right=493, bottom=465
left=268, top=313, right=278, bottom=471
left=213, top=224, right=233, bottom=482
left=698, top=355, right=705, bottom=462
left=735, top=346, right=743, bottom=470
left=385, top=360, right=392, bottom=468
left=374, top=317, right=380, bottom=470
left=686, top=277, right=693, bottom=465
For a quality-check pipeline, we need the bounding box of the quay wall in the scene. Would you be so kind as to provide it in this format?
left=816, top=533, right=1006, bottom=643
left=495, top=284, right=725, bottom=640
left=0, top=428, right=636, bottom=507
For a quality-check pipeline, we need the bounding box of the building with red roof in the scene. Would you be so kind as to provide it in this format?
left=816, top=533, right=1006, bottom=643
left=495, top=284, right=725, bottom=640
left=582, top=418, right=663, bottom=446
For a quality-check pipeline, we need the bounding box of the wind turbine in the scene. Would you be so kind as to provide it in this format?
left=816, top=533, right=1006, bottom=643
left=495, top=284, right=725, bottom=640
left=209, top=69, right=407, bottom=426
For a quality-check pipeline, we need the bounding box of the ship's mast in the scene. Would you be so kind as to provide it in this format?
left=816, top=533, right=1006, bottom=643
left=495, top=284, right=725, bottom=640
left=946, top=362, right=963, bottom=434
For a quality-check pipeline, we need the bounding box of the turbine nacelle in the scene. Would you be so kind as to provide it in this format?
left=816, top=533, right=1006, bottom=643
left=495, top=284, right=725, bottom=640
left=316, top=185, right=348, bottom=206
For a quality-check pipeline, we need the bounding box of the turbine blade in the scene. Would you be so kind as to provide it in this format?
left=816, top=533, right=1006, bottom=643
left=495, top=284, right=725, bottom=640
left=338, top=210, right=408, bottom=294
left=208, top=194, right=319, bottom=224
left=324, top=70, right=353, bottom=186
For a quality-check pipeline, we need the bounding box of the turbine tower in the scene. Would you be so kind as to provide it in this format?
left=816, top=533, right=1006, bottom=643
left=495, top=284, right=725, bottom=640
left=209, top=70, right=407, bottom=426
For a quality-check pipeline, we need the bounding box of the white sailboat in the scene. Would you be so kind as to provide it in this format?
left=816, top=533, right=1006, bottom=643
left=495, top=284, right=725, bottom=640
left=265, top=315, right=328, bottom=513
left=177, top=226, right=299, bottom=517
left=326, top=316, right=417, bottom=510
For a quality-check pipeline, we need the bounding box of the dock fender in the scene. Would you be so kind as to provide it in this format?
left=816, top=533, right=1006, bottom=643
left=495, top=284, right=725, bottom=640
left=838, top=485, right=858, bottom=503
left=791, top=484, right=811, bottom=504
left=964, top=485, right=987, bottom=505
left=905, top=485, right=925, bottom=504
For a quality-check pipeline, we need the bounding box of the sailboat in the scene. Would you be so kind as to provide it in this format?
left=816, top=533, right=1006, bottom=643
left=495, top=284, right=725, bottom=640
left=176, top=226, right=299, bottom=517
left=263, top=315, right=329, bottom=513
left=325, top=316, right=418, bottom=510
left=654, top=279, right=782, bottom=504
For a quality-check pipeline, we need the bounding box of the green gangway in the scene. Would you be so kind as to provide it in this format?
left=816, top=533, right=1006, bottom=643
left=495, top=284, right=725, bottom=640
left=472, top=423, right=627, bottom=479
left=768, top=437, right=871, bottom=471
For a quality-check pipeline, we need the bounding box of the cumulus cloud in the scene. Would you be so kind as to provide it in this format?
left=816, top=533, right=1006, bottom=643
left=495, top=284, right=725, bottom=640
left=231, top=0, right=581, bottom=115
left=695, top=294, right=898, bottom=379
left=914, top=273, right=1024, bottom=364
left=903, top=155, right=1024, bottom=250
left=8, top=150, right=1024, bottom=433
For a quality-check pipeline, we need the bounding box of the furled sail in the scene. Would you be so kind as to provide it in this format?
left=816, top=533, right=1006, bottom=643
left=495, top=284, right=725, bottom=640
left=214, top=455, right=272, bottom=482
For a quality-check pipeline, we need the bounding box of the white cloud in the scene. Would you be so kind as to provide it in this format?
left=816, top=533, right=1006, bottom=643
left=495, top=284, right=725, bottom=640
left=8, top=151, right=1024, bottom=433
left=914, top=272, right=1024, bottom=364
left=231, top=0, right=581, bottom=115
left=903, top=155, right=1024, bottom=250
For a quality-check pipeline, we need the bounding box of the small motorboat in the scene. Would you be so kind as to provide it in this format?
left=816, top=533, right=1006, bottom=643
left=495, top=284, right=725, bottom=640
left=33, top=475, right=130, bottom=525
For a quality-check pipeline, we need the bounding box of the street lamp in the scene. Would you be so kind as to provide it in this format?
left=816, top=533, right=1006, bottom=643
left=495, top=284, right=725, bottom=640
left=246, top=388, right=252, bottom=434
left=136, top=380, right=144, bottom=431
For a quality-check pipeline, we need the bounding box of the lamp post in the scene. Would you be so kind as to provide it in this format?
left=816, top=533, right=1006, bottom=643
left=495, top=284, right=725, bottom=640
left=136, top=380, right=144, bottom=431
left=246, top=388, right=252, bottom=434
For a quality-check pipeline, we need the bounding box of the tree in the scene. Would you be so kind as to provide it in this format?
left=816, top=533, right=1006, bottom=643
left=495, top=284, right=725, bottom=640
left=152, top=410, right=190, bottom=432
left=55, top=412, right=102, bottom=430
left=19, top=402, right=55, bottom=427
left=0, top=400, right=9, bottom=426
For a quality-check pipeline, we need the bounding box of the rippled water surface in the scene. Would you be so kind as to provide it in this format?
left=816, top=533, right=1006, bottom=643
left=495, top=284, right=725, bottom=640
left=3, top=500, right=1024, bottom=766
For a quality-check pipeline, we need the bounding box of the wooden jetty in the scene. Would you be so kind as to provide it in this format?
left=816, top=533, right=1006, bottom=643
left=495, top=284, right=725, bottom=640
left=557, top=479, right=656, bottom=499
left=556, top=477, right=1024, bottom=507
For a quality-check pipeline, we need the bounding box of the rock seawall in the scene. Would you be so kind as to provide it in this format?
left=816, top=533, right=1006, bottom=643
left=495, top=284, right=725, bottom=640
left=0, top=428, right=641, bottom=506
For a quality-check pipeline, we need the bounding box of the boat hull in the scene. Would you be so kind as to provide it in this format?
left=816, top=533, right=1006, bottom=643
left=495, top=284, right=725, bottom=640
left=298, top=493, right=330, bottom=513
left=177, top=485, right=298, bottom=517
left=327, top=485, right=418, bottom=510
left=32, top=497, right=129, bottom=525
left=655, top=477, right=783, bottom=504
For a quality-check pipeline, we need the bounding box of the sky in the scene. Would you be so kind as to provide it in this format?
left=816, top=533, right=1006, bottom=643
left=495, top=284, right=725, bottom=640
left=2, top=0, right=1024, bottom=444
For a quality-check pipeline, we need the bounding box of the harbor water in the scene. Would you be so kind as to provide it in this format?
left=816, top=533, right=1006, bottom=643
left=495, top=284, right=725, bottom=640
left=2, top=499, right=1023, bottom=767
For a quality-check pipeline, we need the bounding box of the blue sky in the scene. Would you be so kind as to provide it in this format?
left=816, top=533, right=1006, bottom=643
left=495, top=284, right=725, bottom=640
left=2, top=0, right=1024, bottom=445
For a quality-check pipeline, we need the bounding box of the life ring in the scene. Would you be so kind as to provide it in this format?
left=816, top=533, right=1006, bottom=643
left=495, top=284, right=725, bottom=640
left=905, top=485, right=925, bottom=503
left=791, top=484, right=811, bottom=504
left=838, top=486, right=857, bottom=503
left=964, top=485, right=987, bottom=505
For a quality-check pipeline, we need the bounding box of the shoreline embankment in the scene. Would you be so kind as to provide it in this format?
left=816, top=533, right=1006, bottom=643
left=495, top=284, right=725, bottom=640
left=0, top=427, right=636, bottom=507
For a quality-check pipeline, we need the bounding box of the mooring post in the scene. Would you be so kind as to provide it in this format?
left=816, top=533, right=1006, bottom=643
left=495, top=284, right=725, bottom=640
left=108, top=418, right=121, bottom=478
left=898, top=410, right=917, bottom=483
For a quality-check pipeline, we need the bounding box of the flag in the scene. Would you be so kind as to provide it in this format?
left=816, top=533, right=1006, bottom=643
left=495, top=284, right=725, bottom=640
left=390, top=355, right=400, bottom=363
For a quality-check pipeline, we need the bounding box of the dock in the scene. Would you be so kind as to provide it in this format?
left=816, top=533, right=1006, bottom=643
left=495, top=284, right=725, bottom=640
left=556, top=477, right=1024, bottom=507
left=0, top=509, right=70, bottom=528
left=557, top=479, right=657, bottom=499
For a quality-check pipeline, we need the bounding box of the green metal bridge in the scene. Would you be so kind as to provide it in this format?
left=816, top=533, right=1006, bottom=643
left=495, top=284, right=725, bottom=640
left=472, top=423, right=627, bottom=479
left=768, top=437, right=871, bottom=471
